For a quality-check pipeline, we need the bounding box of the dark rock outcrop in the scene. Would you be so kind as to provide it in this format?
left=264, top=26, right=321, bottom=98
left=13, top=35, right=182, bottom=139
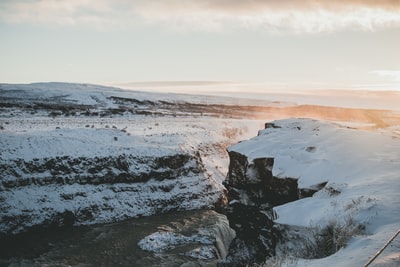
left=221, top=132, right=326, bottom=266
left=0, top=154, right=198, bottom=189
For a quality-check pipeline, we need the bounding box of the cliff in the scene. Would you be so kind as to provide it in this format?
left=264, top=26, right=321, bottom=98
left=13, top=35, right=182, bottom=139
left=0, top=83, right=261, bottom=234
left=0, top=128, right=222, bottom=234
left=222, top=119, right=400, bottom=266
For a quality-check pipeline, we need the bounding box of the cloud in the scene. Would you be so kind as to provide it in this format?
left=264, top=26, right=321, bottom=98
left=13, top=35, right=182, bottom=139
left=1, top=0, right=400, bottom=33
left=0, top=0, right=133, bottom=30
left=135, top=0, right=400, bottom=33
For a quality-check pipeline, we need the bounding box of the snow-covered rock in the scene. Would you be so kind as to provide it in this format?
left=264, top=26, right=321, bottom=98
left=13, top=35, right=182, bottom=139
left=223, top=118, right=400, bottom=266
left=138, top=210, right=235, bottom=261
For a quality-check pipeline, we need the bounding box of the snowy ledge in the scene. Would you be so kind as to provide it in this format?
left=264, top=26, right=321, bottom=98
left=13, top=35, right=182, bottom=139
left=226, top=118, right=400, bottom=266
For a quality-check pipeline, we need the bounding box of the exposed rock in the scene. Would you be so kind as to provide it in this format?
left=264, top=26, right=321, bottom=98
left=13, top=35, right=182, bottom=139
left=0, top=152, right=220, bottom=234
left=0, top=154, right=198, bottom=189
left=264, top=122, right=281, bottom=129
left=222, top=121, right=328, bottom=266
left=221, top=153, right=287, bottom=266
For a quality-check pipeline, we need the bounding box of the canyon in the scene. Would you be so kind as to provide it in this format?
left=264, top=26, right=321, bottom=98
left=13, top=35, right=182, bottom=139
left=1, top=83, right=399, bottom=266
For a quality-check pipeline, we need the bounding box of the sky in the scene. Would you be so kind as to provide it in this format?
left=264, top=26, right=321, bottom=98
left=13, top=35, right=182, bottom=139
left=1, top=0, right=400, bottom=91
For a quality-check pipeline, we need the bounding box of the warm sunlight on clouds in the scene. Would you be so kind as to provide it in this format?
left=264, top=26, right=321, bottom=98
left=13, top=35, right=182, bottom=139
left=0, top=0, right=124, bottom=29
left=1, top=1, right=399, bottom=88
left=1, top=0, right=400, bottom=33
left=135, top=0, right=400, bottom=33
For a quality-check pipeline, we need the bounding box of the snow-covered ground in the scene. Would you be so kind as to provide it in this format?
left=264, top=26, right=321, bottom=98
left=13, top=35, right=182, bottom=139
left=0, top=82, right=264, bottom=234
left=1, top=82, right=399, bottom=266
left=229, top=118, right=400, bottom=267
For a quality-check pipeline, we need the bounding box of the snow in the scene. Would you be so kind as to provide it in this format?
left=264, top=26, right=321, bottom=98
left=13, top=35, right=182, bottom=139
left=1, top=82, right=399, bottom=266
left=0, top=82, right=264, bottom=234
left=1, top=124, right=179, bottom=161
left=228, top=118, right=400, bottom=266
left=138, top=231, right=213, bottom=253
left=3, top=82, right=282, bottom=108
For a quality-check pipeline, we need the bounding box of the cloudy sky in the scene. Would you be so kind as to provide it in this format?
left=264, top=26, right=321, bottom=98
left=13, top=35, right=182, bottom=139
left=1, top=0, right=400, bottom=91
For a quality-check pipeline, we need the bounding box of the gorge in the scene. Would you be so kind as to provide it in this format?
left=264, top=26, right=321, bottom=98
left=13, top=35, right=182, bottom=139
left=1, top=83, right=399, bottom=267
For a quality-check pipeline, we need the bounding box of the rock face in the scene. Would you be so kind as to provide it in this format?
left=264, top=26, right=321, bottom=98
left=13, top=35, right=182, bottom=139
left=0, top=83, right=230, bottom=235
left=1, top=154, right=199, bottom=188
left=222, top=122, right=326, bottom=266
left=0, top=151, right=221, bottom=234
left=222, top=153, right=296, bottom=265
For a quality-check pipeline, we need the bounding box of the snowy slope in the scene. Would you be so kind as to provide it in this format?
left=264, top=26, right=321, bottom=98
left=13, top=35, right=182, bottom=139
left=228, top=118, right=400, bottom=267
